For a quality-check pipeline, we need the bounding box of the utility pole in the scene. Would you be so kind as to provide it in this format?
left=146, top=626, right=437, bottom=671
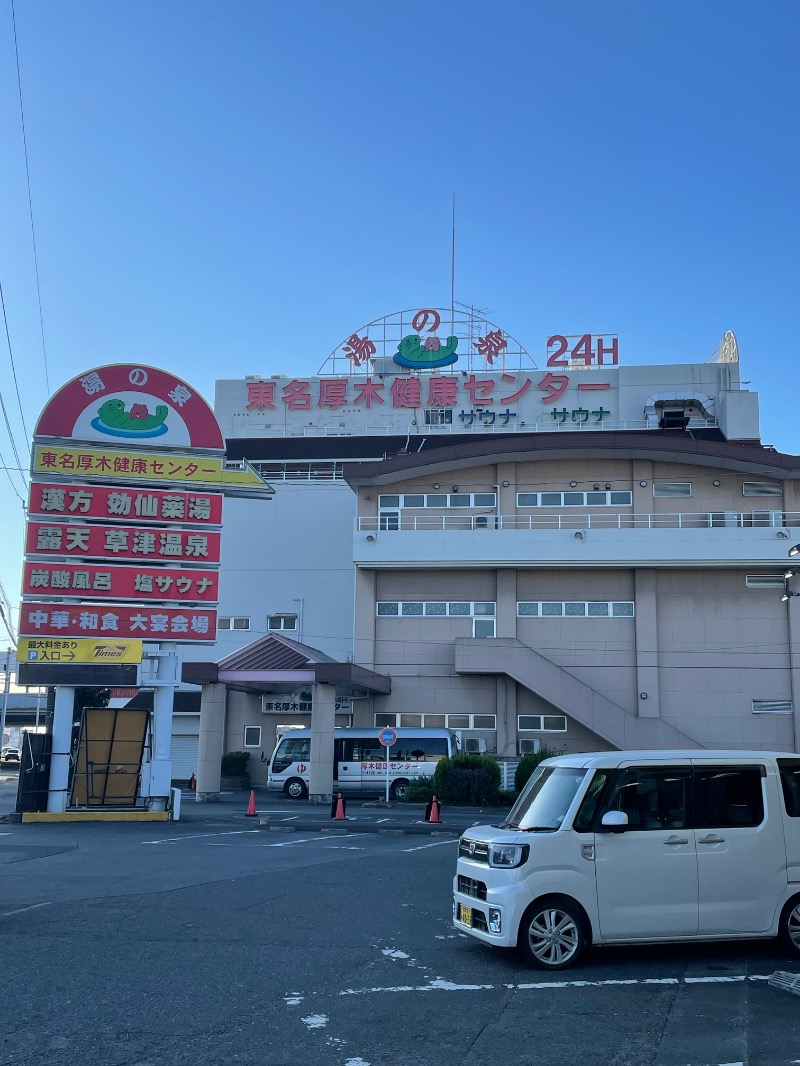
left=0, top=648, right=12, bottom=751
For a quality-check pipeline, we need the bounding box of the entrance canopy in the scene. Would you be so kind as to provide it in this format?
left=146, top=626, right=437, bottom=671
left=182, top=633, right=391, bottom=701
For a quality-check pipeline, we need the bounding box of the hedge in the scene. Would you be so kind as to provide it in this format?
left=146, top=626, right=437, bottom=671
left=514, top=747, right=560, bottom=793
left=431, top=754, right=501, bottom=806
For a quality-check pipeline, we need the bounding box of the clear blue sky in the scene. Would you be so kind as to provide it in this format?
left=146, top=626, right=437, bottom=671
left=0, top=0, right=798, bottom=639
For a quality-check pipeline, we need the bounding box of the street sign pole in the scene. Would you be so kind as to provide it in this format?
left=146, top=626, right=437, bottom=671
left=378, top=726, right=398, bottom=803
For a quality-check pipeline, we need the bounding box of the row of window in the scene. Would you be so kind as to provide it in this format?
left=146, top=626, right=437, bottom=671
left=375, top=712, right=497, bottom=730
left=377, top=601, right=495, bottom=617
left=379, top=493, right=496, bottom=510
left=376, top=600, right=634, bottom=620
left=219, top=614, right=297, bottom=632
left=378, top=483, right=783, bottom=511
left=518, top=601, right=635, bottom=618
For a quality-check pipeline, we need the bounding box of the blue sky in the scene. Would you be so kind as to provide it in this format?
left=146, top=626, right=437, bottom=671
left=0, top=0, right=798, bottom=638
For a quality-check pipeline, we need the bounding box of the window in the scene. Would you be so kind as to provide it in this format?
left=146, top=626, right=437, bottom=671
left=243, top=726, right=261, bottom=748
left=473, top=618, right=496, bottom=638
left=517, top=601, right=635, bottom=618
left=424, top=408, right=453, bottom=425
left=218, top=616, right=250, bottom=631
left=518, top=714, right=567, bottom=732
left=573, top=770, right=613, bottom=832
left=599, top=767, right=691, bottom=831
left=271, top=735, right=311, bottom=770
left=778, top=760, right=800, bottom=817
left=516, top=490, right=632, bottom=508
left=268, top=614, right=297, bottom=631
left=742, top=482, right=782, bottom=496
left=746, top=575, right=785, bottom=589
left=752, top=699, right=792, bottom=714
left=694, top=766, right=764, bottom=828
left=653, top=483, right=692, bottom=497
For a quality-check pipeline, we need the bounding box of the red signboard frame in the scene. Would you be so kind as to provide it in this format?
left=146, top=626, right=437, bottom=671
left=25, top=522, right=221, bottom=565
left=22, top=562, right=219, bottom=603
left=19, top=602, right=218, bottom=641
left=34, top=364, right=224, bottom=450
left=28, top=482, right=223, bottom=526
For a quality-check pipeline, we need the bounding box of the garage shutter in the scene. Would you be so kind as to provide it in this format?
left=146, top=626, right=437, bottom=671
left=171, top=736, right=199, bottom=781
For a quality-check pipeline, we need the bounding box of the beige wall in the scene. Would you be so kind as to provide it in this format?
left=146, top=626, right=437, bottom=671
left=353, top=456, right=797, bottom=755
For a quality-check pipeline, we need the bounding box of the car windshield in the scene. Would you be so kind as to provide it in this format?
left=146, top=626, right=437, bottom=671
left=503, top=766, right=588, bottom=831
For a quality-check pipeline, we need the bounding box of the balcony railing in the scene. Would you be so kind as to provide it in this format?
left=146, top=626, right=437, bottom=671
left=358, top=511, right=797, bottom=532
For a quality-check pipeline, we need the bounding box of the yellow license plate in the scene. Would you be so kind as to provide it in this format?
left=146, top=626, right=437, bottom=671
left=458, top=903, right=473, bottom=927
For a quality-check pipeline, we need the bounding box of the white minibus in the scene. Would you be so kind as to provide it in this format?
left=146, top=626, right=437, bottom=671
left=267, top=727, right=458, bottom=799
left=454, top=750, right=800, bottom=970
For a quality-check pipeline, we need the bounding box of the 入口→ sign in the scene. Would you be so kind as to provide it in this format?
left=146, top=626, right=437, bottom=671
left=17, top=637, right=143, bottom=665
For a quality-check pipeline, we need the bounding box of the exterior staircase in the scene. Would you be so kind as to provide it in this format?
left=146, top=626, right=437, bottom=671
left=455, top=637, right=701, bottom=751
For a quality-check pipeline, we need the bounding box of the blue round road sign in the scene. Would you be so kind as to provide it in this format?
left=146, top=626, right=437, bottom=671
left=378, top=727, right=397, bottom=747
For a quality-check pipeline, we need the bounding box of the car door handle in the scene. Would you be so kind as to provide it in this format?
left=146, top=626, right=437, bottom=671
left=663, top=836, right=689, bottom=845
left=697, top=834, right=725, bottom=844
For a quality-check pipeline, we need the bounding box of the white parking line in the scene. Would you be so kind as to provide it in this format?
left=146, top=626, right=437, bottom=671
left=141, top=830, right=261, bottom=845
left=339, top=974, right=775, bottom=996
left=1, top=901, right=53, bottom=917
left=402, top=839, right=459, bottom=853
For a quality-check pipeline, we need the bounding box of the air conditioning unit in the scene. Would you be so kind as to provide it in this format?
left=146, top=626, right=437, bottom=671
left=519, top=738, right=541, bottom=755
left=464, top=737, right=487, bottom=754
left=473, top=515, right=490, bottom=529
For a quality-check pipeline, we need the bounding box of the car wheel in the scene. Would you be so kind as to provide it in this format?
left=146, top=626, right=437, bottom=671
left=285, top=778, right=307, bottom=800
left=778, top=896, right=800, bottom=959
left=519, top=897, right=586, bottom=970
left=390, top=779, right=409, bottom=800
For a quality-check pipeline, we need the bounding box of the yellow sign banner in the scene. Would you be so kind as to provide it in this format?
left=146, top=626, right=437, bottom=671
left=32, top=445, right=270, bottom=492
left=17, top=638, right=143, bottom=665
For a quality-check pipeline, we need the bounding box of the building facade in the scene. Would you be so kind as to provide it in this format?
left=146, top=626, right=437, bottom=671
left=182, top=317, right=800, bottom=787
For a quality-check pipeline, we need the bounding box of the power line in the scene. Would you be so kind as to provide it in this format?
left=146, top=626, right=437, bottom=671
left=0, top=437, right=26, bottom=502
left=0, top=604, right=16, bottom=647
left=0, top=277, right=30, bottom=447
left=11, top=0, right=50, bottom=395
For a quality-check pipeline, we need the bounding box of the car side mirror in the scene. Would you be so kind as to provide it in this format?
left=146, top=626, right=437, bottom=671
left=600, top=811, right=629, bottom=833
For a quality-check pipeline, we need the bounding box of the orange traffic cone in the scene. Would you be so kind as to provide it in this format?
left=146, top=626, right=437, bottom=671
left=245, top=789, right=257, bottom=817
left=425, top=795, right=440, bottom=823
left=188, top=773, right=196, bottom=791
left=333, top=792, right=346, bottom=820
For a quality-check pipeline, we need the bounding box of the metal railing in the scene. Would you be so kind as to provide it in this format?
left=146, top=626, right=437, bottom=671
left=225, top=416, right=719, bottom=438
left=358, top=511, right=797, bottom=532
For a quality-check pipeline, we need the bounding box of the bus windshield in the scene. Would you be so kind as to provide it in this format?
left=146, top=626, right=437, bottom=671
left=503, top=766, right=588, bottom=832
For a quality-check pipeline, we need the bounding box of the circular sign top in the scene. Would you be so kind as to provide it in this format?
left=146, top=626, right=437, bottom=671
left=34, top=364, right=224, bottom=451
left=378, top=727, right=398, bottom=747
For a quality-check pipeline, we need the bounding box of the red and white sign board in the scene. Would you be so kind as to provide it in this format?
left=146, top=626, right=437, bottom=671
left=34, top=364, right=224, bottom=451
left=22, top=562, right=219, bottom=603
left=19, top=603, right=218, bottom=641
left=25, top=522, right=221, bottom=564
left=28, top=483, right=223, bottom=526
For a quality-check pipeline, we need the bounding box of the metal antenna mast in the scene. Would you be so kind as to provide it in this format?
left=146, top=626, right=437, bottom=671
left=450, top=195, right=456, bottom=336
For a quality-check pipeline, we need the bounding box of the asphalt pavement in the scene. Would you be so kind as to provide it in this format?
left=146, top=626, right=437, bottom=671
left=1, top=789, right=799, bottom=1065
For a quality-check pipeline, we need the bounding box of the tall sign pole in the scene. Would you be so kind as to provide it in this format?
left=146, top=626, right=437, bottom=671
left=21, top=363, right=272, bottom=813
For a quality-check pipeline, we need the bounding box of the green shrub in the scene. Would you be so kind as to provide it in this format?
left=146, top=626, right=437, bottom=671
left=514, top=747, right=560, bottom=793
left=432, top=755, right=501, bottom=806
left=400, top=779, right=435, bottom=803
left=221, top=750, right=250, bottom=776
left=498, top=789, right=517, bottom=806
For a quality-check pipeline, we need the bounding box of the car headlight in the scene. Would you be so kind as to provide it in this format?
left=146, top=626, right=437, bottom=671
left=488, top=843, right=529, bottom=868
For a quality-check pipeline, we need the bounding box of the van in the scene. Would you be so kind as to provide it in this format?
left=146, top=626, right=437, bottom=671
left=267, top=727, right=458, bottom=799
left=453, top=750, right=800, bottom=969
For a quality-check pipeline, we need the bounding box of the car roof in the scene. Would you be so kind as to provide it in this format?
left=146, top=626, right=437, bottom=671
left=542, top=749, right=798, bottom=769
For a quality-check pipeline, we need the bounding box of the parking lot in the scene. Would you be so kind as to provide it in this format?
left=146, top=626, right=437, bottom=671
left=1, top=795, right=799, bottom=1066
